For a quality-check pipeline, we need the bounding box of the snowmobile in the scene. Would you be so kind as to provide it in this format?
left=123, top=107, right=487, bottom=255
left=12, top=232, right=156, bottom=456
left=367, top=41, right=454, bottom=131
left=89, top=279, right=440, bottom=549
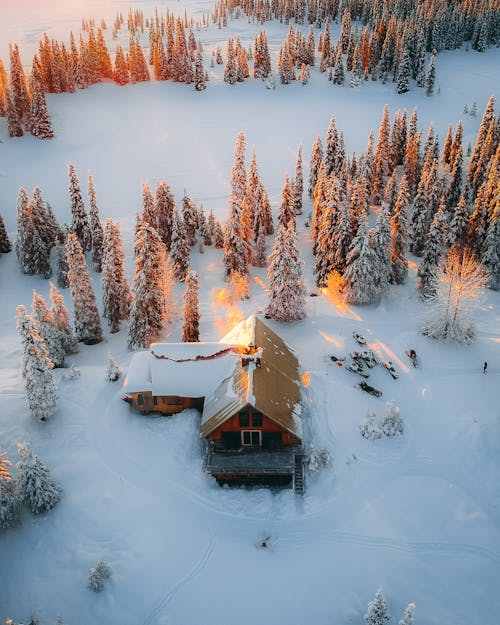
left=330, top=354, right=346, bottom=363
left=352, top=331, right=366, bottom=345
left=361, top=350, right=379, bottom=368
left=350, top=350, right=364, bottom=361
left=382, top=360, right=399, bottom=379
left=346, top=362, right=370, bottom=378
left=357, top=381, right=382, bottom=397
left=406, top=349, right=419, bottom=367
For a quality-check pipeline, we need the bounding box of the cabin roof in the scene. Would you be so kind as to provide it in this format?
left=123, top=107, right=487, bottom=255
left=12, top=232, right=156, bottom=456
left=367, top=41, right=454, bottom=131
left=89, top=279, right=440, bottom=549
left=123, top=342, right=240, bottom=398
left=200, top=316, right=302, bottom=440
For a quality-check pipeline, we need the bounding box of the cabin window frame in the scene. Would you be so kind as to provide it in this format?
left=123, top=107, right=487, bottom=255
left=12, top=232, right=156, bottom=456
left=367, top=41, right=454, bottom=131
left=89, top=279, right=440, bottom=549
left=137, top=394, right=144, bottom=406
left=241, top=430, right=262, bottom=446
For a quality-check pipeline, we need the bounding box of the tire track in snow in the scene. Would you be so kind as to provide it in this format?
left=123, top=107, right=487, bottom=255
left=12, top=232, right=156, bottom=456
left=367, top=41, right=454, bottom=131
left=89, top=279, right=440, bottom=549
left=141, top=533, right=215, bottom=625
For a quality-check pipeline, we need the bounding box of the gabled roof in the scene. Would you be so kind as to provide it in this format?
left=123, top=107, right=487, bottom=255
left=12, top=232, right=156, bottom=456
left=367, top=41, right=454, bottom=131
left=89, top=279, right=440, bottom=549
left=200, top=315, right=302, bottom=440
left=123, top=342, right=240, bottom=398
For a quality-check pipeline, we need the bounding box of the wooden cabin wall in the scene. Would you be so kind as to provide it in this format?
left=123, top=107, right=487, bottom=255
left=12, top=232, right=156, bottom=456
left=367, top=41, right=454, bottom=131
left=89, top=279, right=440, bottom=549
left=129, top=393, right=203, bottom=415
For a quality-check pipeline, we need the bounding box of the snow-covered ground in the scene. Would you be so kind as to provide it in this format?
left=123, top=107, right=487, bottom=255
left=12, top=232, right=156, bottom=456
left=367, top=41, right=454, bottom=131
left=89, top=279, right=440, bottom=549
left=1, top=3, right=500, bottom=624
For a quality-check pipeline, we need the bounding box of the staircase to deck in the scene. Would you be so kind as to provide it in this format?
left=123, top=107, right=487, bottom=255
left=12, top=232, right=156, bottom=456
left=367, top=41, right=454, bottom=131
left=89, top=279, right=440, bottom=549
left=293, top=452, right=305, bottom=494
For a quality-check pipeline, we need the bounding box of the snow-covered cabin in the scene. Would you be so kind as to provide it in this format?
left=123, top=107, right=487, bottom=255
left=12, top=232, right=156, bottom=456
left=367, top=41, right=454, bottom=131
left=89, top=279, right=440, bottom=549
left=123, top=315, right=304, bottom=489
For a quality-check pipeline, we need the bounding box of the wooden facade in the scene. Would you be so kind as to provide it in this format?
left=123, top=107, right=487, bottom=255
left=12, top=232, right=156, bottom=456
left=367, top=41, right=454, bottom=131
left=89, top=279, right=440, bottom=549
left=125, top=392, right=204, bottom=415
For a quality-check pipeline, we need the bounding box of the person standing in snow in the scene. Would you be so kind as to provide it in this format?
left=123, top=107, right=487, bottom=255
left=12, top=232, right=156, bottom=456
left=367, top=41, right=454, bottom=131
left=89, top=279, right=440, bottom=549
left=483, top=361, right=488, bottom=373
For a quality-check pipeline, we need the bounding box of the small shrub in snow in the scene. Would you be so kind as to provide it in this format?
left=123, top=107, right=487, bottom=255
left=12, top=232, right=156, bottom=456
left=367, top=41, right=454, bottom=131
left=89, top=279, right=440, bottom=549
left=305, top=447, right=333, bottom=473
left=88, top=560, right=112, bottom=592
left=105, top=353, right=121, bottom=382
left=359, top=412, right=382, bottom=440
left=382, top=401, right=404, bottom=437
left=365, top=588, right=390, bottom=625
left=398, top=603, right=416, bottom=625
left=62, top=364, right=81, bottom=381
left=16, top=442, right=62, bottom=515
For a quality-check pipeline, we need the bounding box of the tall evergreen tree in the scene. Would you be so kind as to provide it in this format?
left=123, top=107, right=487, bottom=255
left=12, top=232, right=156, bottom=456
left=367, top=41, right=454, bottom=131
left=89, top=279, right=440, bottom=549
left=170, top=208, right=190, bottom=282
left=418, top=198, right=447, bottom=299
left=29, top=80, right=54, bottom=139
left=16, top=305, right=57, bottom=421
left=155, top=180, right=175, bottom=249
left=66, top=233, right=103, bottom=344
left=182, top=193, right=198, bottom=246
left=294, top=145, right=303, bottom=215
left=0, top=213, right=12, bottom=253
left=182, top=270, right=200, bottom=342
left=364, top=588, right=390, bottom=625
left=391, top=174, right=410, bottom=284
left=49, top=281, right=78, bottom=355
left=68, top=164, right=91, bottom=252
left=309, top=136, right=323, bottom=197
left=371, top=203, right=392, bottom=295
left=278, top=173, right=296, bottom=229
left=266, top=221, right=306, bottom=322
left=16, top=442, right=62, bottom=514
left=128, top=221, right=166, bottom=349
left=343, top=219, right=380, bottom=305
left=31, top=291, right=66, bottom=367
left=102, top=219, right=131, bottom=333
left=88, top=172, right=104, bottom=272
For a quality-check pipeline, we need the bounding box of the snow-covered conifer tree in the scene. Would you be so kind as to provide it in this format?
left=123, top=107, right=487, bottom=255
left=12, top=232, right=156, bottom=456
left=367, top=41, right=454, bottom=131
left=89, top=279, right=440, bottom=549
left=31, top=291, right=66, bottom=367
left=481, top=206, right=500, bottom=290
left=278, top=173, right=296, bottom=229
left=396, top=48, right=411, bottom=94
left=422, top=246, right=487, bottom=342
left=309, top=136, right=323, bottom=197
left=182, top=193, right=198, bottom=246
left=170, top=208, right=191, bottom=282
left=155, top=180, right=175, bottom=249
left=49, top=282, right=78, bottom=354
left=266, top=221, right=306, bottom=322
left=88, top=560, right=111, bottom=592
left=294, top=145, right=303, bottom=215
left=364, top=588, right=390, bottom=625
left=343, top=219, right=381, bottom=305
left=391, top=175, right=410, bottom=284
left=105, top=353, right=121, bottom=382
left=88, top=172, right=104, bottom=272
left=55, top=235, right=70, bottom=289
left=16, top=442, right=62, bottom=514
left=66, top=233, right=103, bottom=344
left=102, top=219, right=131, bottom=333
left=194, top=50, right=206, bottom=91
left=128, top=221, right=166, bottom=349
left=418, top=198, right=448, bottom=299
left=182, top=269, right=200, bottom=342
left=0, top=213, right=12, bottom=253
left=0, top=452, right=19, bottom=529
left=68, top=164, right=91, bottom=252
left=29, top=80, right=54, bottom=139
left=371, top=203, right=392, bottom=295
left=425, top=54, right=436, bottom=96
left=382, top=401, right=404, bottom=436
left=16, top=305, right=57, bottom=421
left=398, top=603, right=415, bottom=625
left=447, top=194, right=469, bottom=248
left=360, top=412, right=382, bottom=440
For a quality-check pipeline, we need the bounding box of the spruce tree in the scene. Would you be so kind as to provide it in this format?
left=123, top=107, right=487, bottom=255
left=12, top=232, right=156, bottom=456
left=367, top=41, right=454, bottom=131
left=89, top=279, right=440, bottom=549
left=16, top=442, right=62, bottom=514
left=155, top=180, right=175, bottom=249
left=398, top=603, right=416, bottom=625
left=170, top=208, right=191, bottom=282
left=364, top=588, right=390, bottom=625
left=371, top=203, right=392, bottom=295
left=481, top=206, right=500, bottom=290
left=102, top=219, right=131, bottom=333
left=6, top=87, right=24, bottom=137
left=128, top=221, right=166, bottom=350
left=31, top=291, right=66, bottom=367
left=333, top=198, right=353, bottom=275
left=448, top=194, right=469, bottom=248
left=279, top=173, right=296, bottom=229
left=425, top=54, right=436, bottom=96
left=68, top=164, right=91, bottom=252
left=373, top=105, right=391, bottom=201
left=309, top=136, right=323, bottom=198
left=182, top=270, right=200, bottom=342
left=55, top=235, right=70, bottom=289
left=396, top=48, right=411, bottom=94
left=418, top=199, right=447, bottom=299
left=182, top=193, right=198, bottom=246
left=0, top=213, right=12, bottom=253
left=266, top=221, right=306, bottom=322
left=66, top=233, right=103, bottom=344
left=29, top=80, right=54, bottom=139
left=391, top=175, right=410, bottom=284
left=294, top=145, right=303, bottom=215
left=343, top=219, right=380, bottom=305
left=0, top=458, right=19, bottom=529
left=16, top=305, right=57, bottom=421
left=88, top=172, right=104, bottom=272
left=49, top=281, right=78, bottom=355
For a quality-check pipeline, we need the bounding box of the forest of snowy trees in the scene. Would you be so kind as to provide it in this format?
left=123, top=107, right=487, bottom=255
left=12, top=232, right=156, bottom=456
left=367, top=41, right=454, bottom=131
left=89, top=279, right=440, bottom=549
left=1, top=0, right=500, bottom=139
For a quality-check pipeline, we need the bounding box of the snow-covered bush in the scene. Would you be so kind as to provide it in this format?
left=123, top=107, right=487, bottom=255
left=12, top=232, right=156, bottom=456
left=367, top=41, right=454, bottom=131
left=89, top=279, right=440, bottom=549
left=105, top=353, right=121, bottom=382
left=88, top=560, right=112, bottom=592
left=382, top=401, right=404, bottom=437
left=398, top=602, right=416, bottom=625
left=359, top=412, right=383, bottom=440
left=16, top=442, right=62, bottom=514
left=62, top=364, right=81, bottom=381
left=365, top=587, right=390, bottom=625
left=305, top=447, right=333, bottom=473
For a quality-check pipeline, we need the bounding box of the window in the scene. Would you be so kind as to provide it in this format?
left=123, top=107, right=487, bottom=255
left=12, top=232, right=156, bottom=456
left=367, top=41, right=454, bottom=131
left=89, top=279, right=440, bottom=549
left=153, top=396, right=158, bottom=406
left=137, top=394, right=144, bottom=406
left=239, top=406, right=250, bottom=427
left=241, top=430, right=262, bottom=446
left=252, top=409, right=263, bottom=427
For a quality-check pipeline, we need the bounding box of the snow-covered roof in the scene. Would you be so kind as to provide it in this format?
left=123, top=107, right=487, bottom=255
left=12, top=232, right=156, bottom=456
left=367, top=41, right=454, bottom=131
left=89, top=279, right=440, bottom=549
left=201, top=316, right=303, bottom=440
left=124, top=343, right=240, bottom=398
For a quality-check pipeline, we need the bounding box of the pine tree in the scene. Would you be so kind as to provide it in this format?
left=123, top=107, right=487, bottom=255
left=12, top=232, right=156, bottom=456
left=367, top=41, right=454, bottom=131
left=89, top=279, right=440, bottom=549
left=425, top=54, right=436, bottom=96
left=102, top=219, right=131, bottom=333
left=266, top=222, right=306, bottom=322
left=364, top=588, right=390, bottom=625
left=16, top=442, right=62, bottom=514
left=68, top=164, right=91, bottom=252
left=105, top=353, right=121, bottom=382
left=114, top=44, right=129, bottom=85
left=279, top=173, right=296, bottom=229
left=0, top=474, right=19, bottom=530
left=448, top=194, right=469, bottom=247
left=66, top=233, right=103, bottom=344
left=182, top=270, right=200, bottom=342
left=294, top=145, right=303, bottom=215
left=55, top=235, right=70, bottom=289
left=49, top=281, right=78, bottom=354
left=391, top=175, right=410, bottom=284
left=182, top=193, right=198, bottom=246
left=418, top=199, right=447, bottom=299
left=0, top=213, right=12, bottom=253
left=87, top=172, right=104, bottom=272
left=371, top=203, right=392, bottom=295
left=6, top=87, right=24, bottom=137
left=128, top=221, right=166, bottom=349
left=16, top=305, right=57, bottom=421
left=309, top=136, right=323, bottom=197
left=396, top=48, right=411, bottom=94
left=29, top=80, right=54, bottom=139
left=398, top=603, right=416, bottom=625
left=155, top=180, right=175, bottom=249
left=343, top=219, right=380, bottom=305
left=170, top=208, right=190, bottom=282
left=224, top=38, right=238, bottom=85
left=31, top=291, right=66, bottom=367
left=9, top=43, right=30, bottom=125
left=194, top=50, right=206, bottom=91
left=373, top=105, right=391, bottom=201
